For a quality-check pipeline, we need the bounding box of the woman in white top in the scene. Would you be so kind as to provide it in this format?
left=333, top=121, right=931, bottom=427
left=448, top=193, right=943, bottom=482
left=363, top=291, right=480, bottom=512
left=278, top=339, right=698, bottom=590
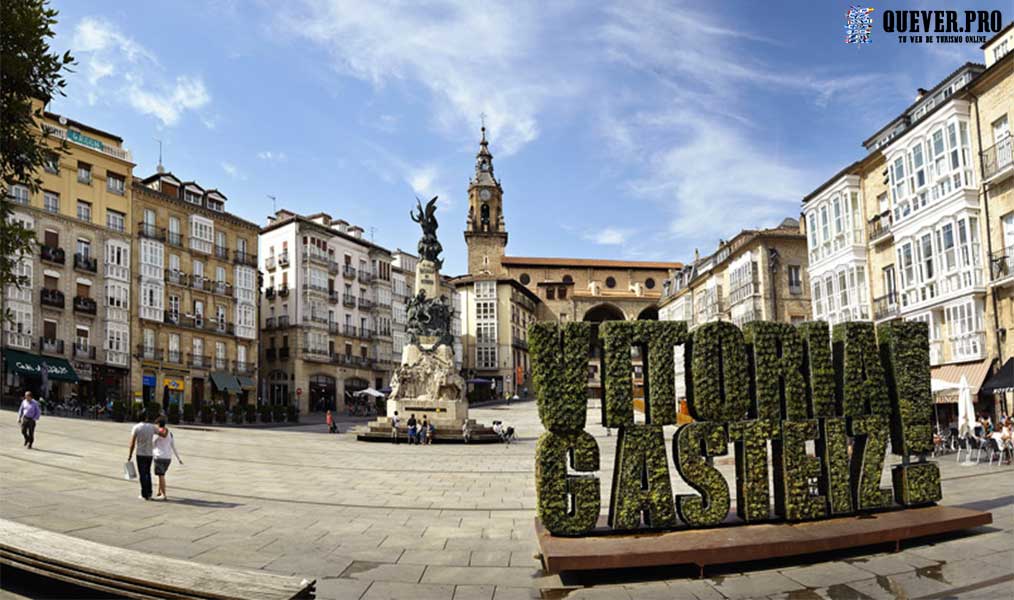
left=152, top=417, right=183, bottom=500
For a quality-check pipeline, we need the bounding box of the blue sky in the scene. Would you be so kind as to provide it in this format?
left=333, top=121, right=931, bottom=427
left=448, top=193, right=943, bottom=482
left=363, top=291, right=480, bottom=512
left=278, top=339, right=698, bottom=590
left=48, top=1, right=1000, bottom=275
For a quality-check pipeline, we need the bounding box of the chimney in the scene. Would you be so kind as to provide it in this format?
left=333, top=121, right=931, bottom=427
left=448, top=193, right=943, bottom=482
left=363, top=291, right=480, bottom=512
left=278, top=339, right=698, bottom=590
left=916, top=87, right=929, bottom=101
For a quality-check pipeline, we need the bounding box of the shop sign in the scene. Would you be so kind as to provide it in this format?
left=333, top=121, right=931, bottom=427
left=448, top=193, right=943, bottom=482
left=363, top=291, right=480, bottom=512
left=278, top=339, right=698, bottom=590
left=163, top=377, right=185, bottom=391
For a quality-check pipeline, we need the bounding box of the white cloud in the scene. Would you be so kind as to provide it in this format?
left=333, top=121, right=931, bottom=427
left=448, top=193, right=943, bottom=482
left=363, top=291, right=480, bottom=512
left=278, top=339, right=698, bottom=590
left=277, top=1, right=578, bottom=155
left=583, top=227, right=633, bottom=246
left=70, top=17, right=210, bottom=126
left=257, top=151, right=288, bottom=162
left=221, top=161, right=246, bottom=180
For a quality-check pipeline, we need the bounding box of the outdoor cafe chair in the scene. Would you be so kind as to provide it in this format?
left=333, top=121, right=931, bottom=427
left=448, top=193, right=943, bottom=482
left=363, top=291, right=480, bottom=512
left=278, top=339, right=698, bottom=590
left=982, top=438, right=1002, bottom=466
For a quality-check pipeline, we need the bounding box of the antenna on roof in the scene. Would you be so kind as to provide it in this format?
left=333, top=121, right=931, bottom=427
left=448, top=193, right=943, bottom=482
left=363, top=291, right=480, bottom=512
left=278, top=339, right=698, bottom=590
left=369, top=226, right=376, bottom=243
left=155, top=138, right=165, bottom=173
left=267, top=194, right=276, bottom=214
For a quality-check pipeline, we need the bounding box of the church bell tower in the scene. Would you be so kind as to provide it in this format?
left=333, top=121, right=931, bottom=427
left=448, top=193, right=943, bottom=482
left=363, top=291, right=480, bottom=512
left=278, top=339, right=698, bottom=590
left=464, top=127, right=507, bottom=275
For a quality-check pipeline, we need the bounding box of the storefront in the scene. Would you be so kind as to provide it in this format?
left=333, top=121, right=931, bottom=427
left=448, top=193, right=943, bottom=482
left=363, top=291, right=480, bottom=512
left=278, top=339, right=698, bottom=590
left=930, top=359, right=992, bottom=430
left=2, top=349, right=79, bottom=404
left=267, top=370, right=290, bottom=406
left=309, top=374, right=336, bottom=412
left=344, top=377, right=369, bottom=414
left=162, top=376, right=185, bottom=409
left=210, top=371, right=242, bottom=408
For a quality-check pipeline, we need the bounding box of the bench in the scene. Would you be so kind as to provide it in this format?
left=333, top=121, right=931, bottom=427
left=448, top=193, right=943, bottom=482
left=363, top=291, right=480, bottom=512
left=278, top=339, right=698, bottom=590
left=0, top=519, right=314, bottom=599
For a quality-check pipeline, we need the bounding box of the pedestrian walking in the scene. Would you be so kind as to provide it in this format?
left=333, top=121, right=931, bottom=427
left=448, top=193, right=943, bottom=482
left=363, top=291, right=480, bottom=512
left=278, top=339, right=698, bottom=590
left=17, top=391, right=41, bottom=449
left=326, top=410, right=338, bottom=434
left=390, top=411, right=400, bottom=444
left=152, top=417, right=183, bottom=500
left=128, top=409, right=166, bottom=500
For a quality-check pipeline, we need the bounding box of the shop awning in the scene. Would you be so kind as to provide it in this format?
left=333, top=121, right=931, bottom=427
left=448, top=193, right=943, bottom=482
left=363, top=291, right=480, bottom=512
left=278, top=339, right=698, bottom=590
left=930, top=359, right=991, bottom=403
left=210, top=371, right=241, bottom=393
left=3, top=350, right=78, bottom=382
left=236, top=375, right=256, bottom=390
left=981, top=358, right=1014, bottom=395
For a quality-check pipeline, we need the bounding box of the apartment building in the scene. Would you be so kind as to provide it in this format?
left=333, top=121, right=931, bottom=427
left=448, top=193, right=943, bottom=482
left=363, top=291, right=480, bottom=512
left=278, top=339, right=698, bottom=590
left=259, top=211, right=395, bottom=414
left=802, top=25, right=1013, bottom=419
left=131, top=170, right=259, bottom=411
left=3, top=110, right=134, bottom=405
left=658, top=219, right=811, bottom=407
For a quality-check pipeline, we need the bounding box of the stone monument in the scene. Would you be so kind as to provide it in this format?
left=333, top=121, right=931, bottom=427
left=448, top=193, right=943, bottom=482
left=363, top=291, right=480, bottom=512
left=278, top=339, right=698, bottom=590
left=362, top=197, right=488, bottom=440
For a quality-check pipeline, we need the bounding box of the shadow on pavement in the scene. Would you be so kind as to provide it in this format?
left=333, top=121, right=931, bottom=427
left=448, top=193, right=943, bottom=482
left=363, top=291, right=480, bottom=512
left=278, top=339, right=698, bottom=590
left=166, top=498, right=242, bottom=509
left=29, top=448, right=83, bottom=458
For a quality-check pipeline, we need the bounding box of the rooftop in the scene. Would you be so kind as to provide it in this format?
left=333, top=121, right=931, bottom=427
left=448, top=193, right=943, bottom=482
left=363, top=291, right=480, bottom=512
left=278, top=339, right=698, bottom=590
left=501, top=256, right=681, bottom=270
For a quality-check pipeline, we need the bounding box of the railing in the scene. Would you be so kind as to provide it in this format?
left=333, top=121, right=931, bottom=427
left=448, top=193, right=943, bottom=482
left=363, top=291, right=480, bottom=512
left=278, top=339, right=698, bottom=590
left=278, top=315, right=290, bottom=328
left=358, top=297, right=375, bottom=310
left=278, top=251, right=289, bottom=267
left=981, top=137, right=1012, bottom=181
left=867, top=215, right=893, bottom=243
left=42, top=124, right=132, bottom=161
left=302, top=282, right=328, bottom=294
left=265, top=256, right=276, bottom=270
left=343, top=325, right=361, bottom=338
left=359, top=269, right=375, bottom=282
left=73, top=295, right=97, bottom=315
left=40, top=245, right=65, bottom=264
left=279, top=347, right=290, bottom=360
left=302, top=247, right=329, bottom=265
left=265, top=348, right=277, bottom=361
left=328, top=290, right=340, bottom=304
left=278, top=285, right=289, bottom=297
left=191, top=275, right=213, bottom=292
left=343, top=293, right=357, bottom=307
left=233, top=250, right=257, bottom=267
left=302, top=314, right=329, bottom=325
left=265, top=316, right=276, bottom=329
left=328, top=261, right=340, bottom=275
left=73, top=342, right=96, bottom=360
left=234, top=360, right=253, bottom=374
left=165, top=350, right=183, bottom=364
left=991, top=245, right=1014, bottom=281
left=329, top=321, right=341, bottom=334
left=138, top=222, right=166, bottom=241
left=106, top=349, right=129, bottom=366
left=188, top=353, right=211, bottom=369
left=214, top=244, right=229, bottom=260
left=360, top=327, right=376, bottom=339
left=41, top=288, right=65, bottom=308
left=214, top=357, right=229, bottom=370
left=265, top=287, right=276, bottom=299
left=165, top=269, right=188, bottom=286
left=212, top=280, right=232, bottom=296
left=40, top=337, right=64, bottom=355
left=343, top=265, right=357, bottom=279
left=136, top=345, right=162, bottom=361
left=190, top=238, right=212, bottom=254
left=872, top=293, right=899, bottom=321
left=302, top=346, right=331, bottom=361
left=74, top=253, right=98, bottom=273
left=167, top=231, right=184, bottom=247
left=512, top=335, right=528, bottom=350
left=3, top=331, right=33, bottom=349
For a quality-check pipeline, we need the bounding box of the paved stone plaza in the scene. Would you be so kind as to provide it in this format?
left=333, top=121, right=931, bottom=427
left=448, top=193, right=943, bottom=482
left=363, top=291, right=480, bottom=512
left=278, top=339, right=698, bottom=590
left=1, top=402, right=1011, bottom=599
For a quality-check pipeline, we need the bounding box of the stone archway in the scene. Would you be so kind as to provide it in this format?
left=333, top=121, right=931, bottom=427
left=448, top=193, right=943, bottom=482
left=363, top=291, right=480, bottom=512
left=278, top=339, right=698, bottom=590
left=582, top=303, right=627, bottom=322
left=637, top=306, right=659, bottom=320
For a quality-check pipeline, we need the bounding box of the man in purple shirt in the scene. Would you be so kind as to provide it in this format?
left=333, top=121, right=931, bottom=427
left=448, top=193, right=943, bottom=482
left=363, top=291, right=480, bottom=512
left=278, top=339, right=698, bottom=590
left=17, top=391, right=41, bottom=449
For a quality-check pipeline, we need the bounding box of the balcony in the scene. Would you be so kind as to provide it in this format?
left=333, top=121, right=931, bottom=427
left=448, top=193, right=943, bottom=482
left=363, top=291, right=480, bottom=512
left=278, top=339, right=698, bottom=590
left=990, top=246, right=1014, bottom=286
left=343, top=293, right=357, bottom=307
left=302, top=247, right=328, bottom=266
left=191, top=275, right=213, bottom=293
left=73, top=295, right=97, bottom=315
left=278, top=315, right=290, bottom=328
left=279, top=347, right=290, bottom=360
left=981, top=137, right=1013, bottom=183
left=212, top=321, right=235, bottom=335
left=40, top=244, right=65, bottom=264
left=358, top=297, right=375, bottom=311
left=278, top=251, right=289, bottom=267
left=165, top=350, right=183, bottom=364
left=212, top=280, right=232, bottom=296
left=512, top=335, right=528, bottom=350
left=73, top=342, right=96, bottom=360
left=214, top=357, right=229, bottom=370
left=73, top=253, right=98, bottom=273
left=137, top=222, right=166, bottom=242
left=302, top=282, right=328, bottom=295
left=872, top=292, right=900, bottom=321
left=167, top=231, right=184, bottom=247
left=343, top=265, right=357, bottom=279
left=303, top=314, right=329, bottom=326
left=106, top=350, right=128, bottom=367
left=359, top=269, right=375, bottom=283
left=40, top=288, right=65, bottom=308
left=188, top=353, right=211, bottom=369
left=265, top=348, right=277, bottom=361
left=302, top=346, right=331, bottom=362
left=343, top=325, right=360, bottom=338
left=265, top=287, right=276, bottom=299
left=867, top=215, right=893, bottom=245
left=3, top=330, right=33, bottom=349
left=328, top=290, right=340, bottom=304
left=278, top=285, right=289, bottom=298
left=190, top=238, right=212, bottom=255
left=265, top=256, right=276, bottom=270
left=360, top=327, right=376, bottom=339
left=265, top=316, right=276, bottom=329
left=105, top=261, right=129, bottom=281
left=40, top=337, right=64, bottom=355
left=136, top=345, right=162, bottom=361
left=235, top=360, right=254, bottom=374
left=214, top=244, right=229, bottom=260
left=328, top=261, right=340, bottom=275
left=163, top=311, right=180, bottom=325
left=165, top=269, right=189, bottom=286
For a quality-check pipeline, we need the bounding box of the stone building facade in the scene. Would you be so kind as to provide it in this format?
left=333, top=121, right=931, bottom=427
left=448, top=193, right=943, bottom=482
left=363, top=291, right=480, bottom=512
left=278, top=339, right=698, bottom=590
left=130, top=171, right=260, bottom=412
left=3, top=110, right=134, bottom=405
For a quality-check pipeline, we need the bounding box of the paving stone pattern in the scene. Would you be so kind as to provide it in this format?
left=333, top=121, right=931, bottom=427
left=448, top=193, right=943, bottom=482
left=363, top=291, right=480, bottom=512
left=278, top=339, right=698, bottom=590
left=0, top=401, right=1011, bottom=599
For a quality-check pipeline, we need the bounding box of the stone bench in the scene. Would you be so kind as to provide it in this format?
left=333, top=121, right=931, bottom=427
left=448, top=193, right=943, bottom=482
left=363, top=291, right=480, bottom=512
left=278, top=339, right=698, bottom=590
left=0, top=519, right=314, bottom=599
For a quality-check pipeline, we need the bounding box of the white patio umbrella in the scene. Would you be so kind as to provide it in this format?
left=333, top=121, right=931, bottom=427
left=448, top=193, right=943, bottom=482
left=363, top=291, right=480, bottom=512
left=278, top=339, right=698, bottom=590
left=957, top=375, right=978, bottom=466
left=353, top=387, right=386, bottom=398
left=930, top=379, right=961, bottom=432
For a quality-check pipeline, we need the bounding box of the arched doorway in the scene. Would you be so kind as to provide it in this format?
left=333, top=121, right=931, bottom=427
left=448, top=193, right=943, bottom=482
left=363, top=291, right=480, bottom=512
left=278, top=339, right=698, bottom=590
left=637, top=306, right=659, bottom=320
left=582, top=303, right=626, bottom=322
left=309, top=374, right=336, bottom=412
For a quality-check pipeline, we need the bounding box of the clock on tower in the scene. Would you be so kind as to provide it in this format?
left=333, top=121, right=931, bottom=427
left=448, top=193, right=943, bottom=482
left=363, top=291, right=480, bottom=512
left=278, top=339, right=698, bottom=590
left=464, top=127, right=508, bottom=276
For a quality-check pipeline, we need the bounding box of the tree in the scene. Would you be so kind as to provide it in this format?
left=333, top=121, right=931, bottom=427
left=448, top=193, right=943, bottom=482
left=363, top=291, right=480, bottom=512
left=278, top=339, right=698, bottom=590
left=0, top=0, right=74, bottom=319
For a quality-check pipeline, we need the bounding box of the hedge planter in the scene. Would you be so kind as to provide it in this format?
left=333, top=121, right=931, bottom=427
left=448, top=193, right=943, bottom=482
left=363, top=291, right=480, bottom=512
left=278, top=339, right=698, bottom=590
left=600, top=321, right=687, bottom=427
left=892, top=462, right=942, bottom=506
left=729, top=419, right=775, bottom=522
left=833, top=322, right=890, bottom=417
left=877, top=320, right=934, bottom=457
left=799, top=321, right=836, bottom=418
left=609, top=424, right=678, bottom=530
left=743, top=322, right=807, bottom=421
left=688, top=322, right=750, bottom=422
left=849, top=415, right=893, bottom=511
left=673, top=422, right=730, bottom=527
left=529, top=322, right=592, bottom=433
left=536, top=430, right=601, bottom=536
left=774, top=419, right=826, bottom=522
left=818, top=417, right=854, bottom=516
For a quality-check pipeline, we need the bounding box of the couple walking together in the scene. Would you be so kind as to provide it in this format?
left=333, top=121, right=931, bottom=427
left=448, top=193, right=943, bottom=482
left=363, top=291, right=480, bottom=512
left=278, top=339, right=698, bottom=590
left=127, top=411, right=183, bottom=500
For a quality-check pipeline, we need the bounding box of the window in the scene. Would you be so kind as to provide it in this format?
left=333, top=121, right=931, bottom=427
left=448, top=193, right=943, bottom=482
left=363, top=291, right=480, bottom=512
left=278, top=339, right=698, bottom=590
left=546, top=287, right=555, bottom=300
left=787, top=265, right=802, bottom=291
left=519, top=273, right=530, bottom=285
left=77, top=200, right=91, bottom=221
left=185, top=189, right=203, bottom=205
left=892, top=157, right=905, bottom=201
left=819, top=206, right=830, bottom=243
left=807, top=213, right=818, bottom=249
left=994, top=39, right=1010, bottom=62
left=216, top=266, right=226, bottom=284
left=43, top=152, right=59, bottom=174
left=899, top=243, right=914, bottom=287
left=8, top=184, right=29, bottom=205
left=940, top=223, right=956, bottom=271
left=911, top=144, right=925, bottom=189
left=919, top=233, right=934, bottom=281
left=558, top=286, right=567, bottom=299
left=605, top=276, right=616, bottom=289
left=562, top=274, right=573, bottom=283
left=77, top=162, right=92, bottom=184
left=168, top=216, right=181, bottom=245
left=43, top=191, right=59, bottom=213
left=832, top=195, right=843, bottom=236
left=106, top=209, right=125, bottom=232
left=190, top=215, right=213, bottom=253
left=77, top=238, right=91, bottom=259
left=106, top=173, right=125, bottom=195
left=143, top=329, right=155, bottom=352
left=645, top=278, right=655, bottom=289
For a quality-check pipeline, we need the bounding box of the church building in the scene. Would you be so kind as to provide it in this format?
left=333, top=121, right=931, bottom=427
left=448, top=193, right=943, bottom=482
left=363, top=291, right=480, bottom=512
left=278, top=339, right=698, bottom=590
left=453, top=129, right=680, bottom=397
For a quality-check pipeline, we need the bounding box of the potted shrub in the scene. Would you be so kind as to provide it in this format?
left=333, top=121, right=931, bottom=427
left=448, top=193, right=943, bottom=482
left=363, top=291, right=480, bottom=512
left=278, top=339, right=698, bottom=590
left=182, top=403, right=195, bottom=423
left=259, top=404, right=272, bottom=423
left=272, top=404, right=285, bottom=423
left=231, top=406, right=244, bottom=424
left=214, top=403, right=227, bottom=424
left=167, top=404, right=180, bottom=425
left=245, top=404, right=257, bottom=423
